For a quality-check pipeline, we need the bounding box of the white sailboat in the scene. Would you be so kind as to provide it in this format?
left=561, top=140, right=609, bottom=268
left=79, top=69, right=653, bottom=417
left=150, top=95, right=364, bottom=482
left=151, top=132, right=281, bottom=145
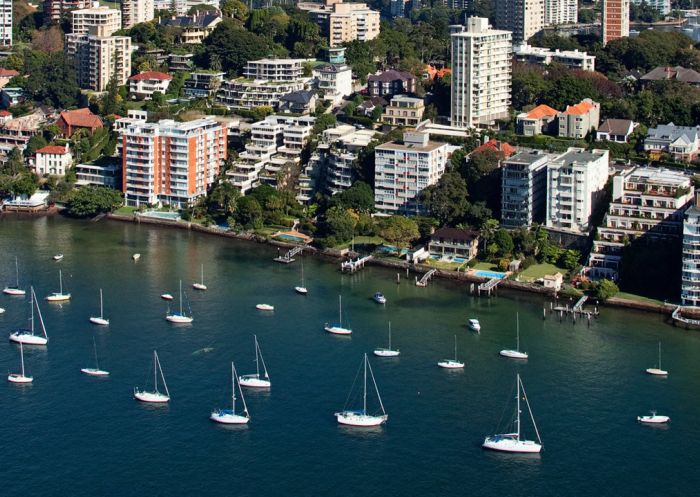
left=134, top=350, right=170, bottom=403
left=8, top=342, right=33, bottom=383
left=325, top=295, right=352, bottom=335
left=483, top=374, right=543, bottom=453
left=166, top=280, right=193, bottom=323
left=500, top=313, right=528, bottom=359
left=9, top=287, right=48, bottom=346
left=3, top=256, right=26, bottom=296
left=256, top=303, right=274, bottom=311
left=81, top=337, right=110, bottom=376
left=46, top=269, right=71, bottom=302
left=160, top=292, right=174, bottom=300
left=335, top=353, right=388, bottom=427
left=295, top=262, right=308, bottom=295
left=468, top=318, right=481, bottom=332
left=239, top=335, right=271, bottom=388
left=645, top=342, right=668, bottom=376
left=211, top=362, right=250, bottom=424
left=193, top=264, right=207, bottom=291
left=374, top=322, right=399, bottom=357
left=89, top=288, right=109, bottom=325
left=53, top=254, right=63, bottom=261
left=637, top=411, right=670, bottom=424
left=438, top=335, right=464, bottom=368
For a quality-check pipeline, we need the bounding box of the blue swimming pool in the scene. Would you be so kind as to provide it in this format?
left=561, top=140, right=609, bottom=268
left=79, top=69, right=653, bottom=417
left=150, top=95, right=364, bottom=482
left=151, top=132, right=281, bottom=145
left=276, top=233, right=306, bottom=243
left=453, top=257, right=467, bottom=263
left=474, top=270, right=507, bottom=279
left=142, top=211, right=182, bottom=221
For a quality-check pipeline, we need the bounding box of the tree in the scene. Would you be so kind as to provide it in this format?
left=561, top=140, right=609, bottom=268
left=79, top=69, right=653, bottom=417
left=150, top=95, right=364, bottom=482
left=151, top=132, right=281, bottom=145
left=236, top=196, right=263, bottom=228
left=31, top=26, right=63, bottom=52
left=494, top=229, right=514, bottom=257
left=595, top=279, right=620, bottom=300
left=322, top=206, right=355, bottom=242
left=209, top=181, right=240, bottom=216
left=199, top=20, right=272, bottom=75
left=312, top=113, right=336, bottom=135
left=100, top=75, right=122, bottom=116
left=378, top=216, right=420, bottom=246
left=421, top=171, right=469, bottom=226
left=66, top=186, right=123, bottom=217
left=220, top=0, right=249, bottom=21
left=22, top=51, right=80, bottom=108
left=559, top=249, right=581, bottom=271
left=24, top=135, right=47, bottom=158
left=332, top=181, right=374, bottom=212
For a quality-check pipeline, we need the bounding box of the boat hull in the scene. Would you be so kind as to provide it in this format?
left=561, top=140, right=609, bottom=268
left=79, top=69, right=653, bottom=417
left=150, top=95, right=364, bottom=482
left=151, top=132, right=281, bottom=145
left=9, top=332, right=47, bottom=346
left=256, top=304, right=274, bottom=311
left=210, top=410, right=249, bottom=424
left=161, top=294, right=174, bottom=300
left=482, top=436, right=542, bottom=453
left=8, top=374, right=33, bottom=383
left=53, top=255, right=63, bottom=261
left=3, top=287, right=25, bottom=296
left=132, top=254, right=141, bottom=261
left=166, top=314, right=193, bottom=323
left=192, top=283, right=207, bottom=291
left=373, top=349, right=400, bottom=357
left=638, top=415, right=670, bottom=424
left=134, top=390, right=170, bottom=403
left=645, top=368, right=668, bottom=376
left=468, top=320, right=481, bottom=332
left=335, top=411, right=388, bottom=427
left=89, top=317, right=109, bottom=325
left=325, top=325, right=352, bottom=335
left=373, top=294, right=386, bottom=304
left=438, top=360, right=464, bottom=369
left=239, top=375, right=271, bottom=388
left=46, top=293, right=71, bottom=302
left=500, top=349, right=528, bottom=359
left=295, top=287, right=308, bottom=295
left=81, top=368, right=110, bottom=376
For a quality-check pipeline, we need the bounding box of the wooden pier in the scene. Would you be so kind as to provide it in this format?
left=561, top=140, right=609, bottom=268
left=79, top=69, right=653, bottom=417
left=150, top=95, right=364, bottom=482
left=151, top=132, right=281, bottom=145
left=341, top=255, right=373, bottom=272
left=477, top=277, right=503, bottom=296
left=274, top=245, right=304, bottom=264
left=546, top=295, right=598, bottom=325
left=415, top=269, right=437, bottom=287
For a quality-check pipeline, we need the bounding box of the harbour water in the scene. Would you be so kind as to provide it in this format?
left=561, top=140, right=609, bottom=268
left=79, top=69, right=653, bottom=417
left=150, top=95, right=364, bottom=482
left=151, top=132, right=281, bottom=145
left=1, top=215, right=699, bottom=496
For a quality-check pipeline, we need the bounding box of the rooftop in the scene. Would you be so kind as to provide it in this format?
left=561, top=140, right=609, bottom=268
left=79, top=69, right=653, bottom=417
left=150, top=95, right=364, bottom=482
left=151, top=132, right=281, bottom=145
left=505, top=149, right=550, bottom=166
left=598, top=119, right=635, bottom=136
left=641, top=66, right=700, bottom=84
left=553, top=148, right=607, bottom=165
left=129, top=71, right=173, bottom=81
left=368, top=69, right=415, bottom=83
left=524, top=104, right=559, bottom=119
left=561, top=99, right=597, bottom=116
left=622, top=166, right=691, bottom=187
left=36, top=145, right=70, bottom=155
left=431, top=227, right=479, bottom=242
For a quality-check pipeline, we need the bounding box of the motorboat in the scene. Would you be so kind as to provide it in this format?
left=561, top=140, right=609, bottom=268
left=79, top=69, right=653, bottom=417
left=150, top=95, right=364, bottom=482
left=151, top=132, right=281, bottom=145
left=53, top=254, right=64, bottom=261
left=638, top=412, right=670, bottom=424
left=132, top=253, right=141, bottom=261
left=256, top=304, right=274, bottom=311
left=160, top=293, right=174, bottom=301
left=468, top=318, right=481, bottom=332
left=373, top=292, right=386, bottom=305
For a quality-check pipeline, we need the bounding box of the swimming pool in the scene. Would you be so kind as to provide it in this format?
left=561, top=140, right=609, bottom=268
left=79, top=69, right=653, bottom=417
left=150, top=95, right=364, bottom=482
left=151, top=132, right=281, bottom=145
left=453, top=257, right=467, bottom=263
left=276, top=233, right=306, bottom=243
left=474, top=270, right=507, bottom=279
left=142, top=211, right=182, bottom=221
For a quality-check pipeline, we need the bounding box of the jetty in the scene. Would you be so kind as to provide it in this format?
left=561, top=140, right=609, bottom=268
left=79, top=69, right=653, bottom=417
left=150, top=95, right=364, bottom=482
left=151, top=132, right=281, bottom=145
left=415, top=269, right=437, bottom=287
left=477, top=277, right=503, bottom=296
left=341, top=255, right=373, bottom=272
left=274, top=245, right=304, bottom=264
left=672, top=305, right=700, bottom=327
left=549, top=295, right=598, bottom=324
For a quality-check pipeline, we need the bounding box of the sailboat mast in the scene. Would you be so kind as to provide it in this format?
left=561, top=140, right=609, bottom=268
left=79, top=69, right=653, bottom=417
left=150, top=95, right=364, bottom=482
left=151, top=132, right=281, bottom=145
left=516, top=373, right=521, bottom=441
left=368, top=356, right=386, bottom=416
left=388, top=322, right=391, bottom=349
left=15, top=256, right=19, bottom=287
left=454, top=335, right=457, bottom=361
left=34, top=289, right=48, bottom=339
left=99, top=289, right=103, bottom=318
left=231, top=362, right=236, bottom=413
left=363, top=353, right=368, bottom=415
left=339, top=295, right=342, bottom=325
left=516, top=313, right=520, bottom=351
left=201, top=264, right=204, bottom=285
left=20, top=342, right=25, bottom=376
left=521, top=375, right=542, bottom=446
left=59, top=270, right=63, bottom=294
left=234, top=361, right=248, bottom=415
left=254, top=335, right=260, bottom=377
left=179, top=281, right=183, bottom=315
left=154, top=351, right=158, bottom=392
left=30, top=287, right=35, bottom=333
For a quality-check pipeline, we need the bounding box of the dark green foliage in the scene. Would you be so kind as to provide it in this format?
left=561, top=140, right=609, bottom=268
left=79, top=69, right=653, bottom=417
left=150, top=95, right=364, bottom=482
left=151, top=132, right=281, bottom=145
left=594, top=279, right=620, bottom=300
left=199, top=20, right=273, bottom=75
left=421, top=171, right=469, bottom=226
left=378, top=215, right=420, bottom=246
left=619, top=238, right=681, bottom=300
left=331, top=181, right=374, bottom=213
left=235, top=195, right=263, bottom=228
left=22, top=51, right=80, bottom=108
left=319, top=206, right=355, bottom=243
left=66, top=186, right=123, bottom=217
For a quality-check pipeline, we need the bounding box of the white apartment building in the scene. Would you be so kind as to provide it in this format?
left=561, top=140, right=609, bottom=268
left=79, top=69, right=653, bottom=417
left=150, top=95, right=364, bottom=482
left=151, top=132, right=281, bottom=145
left=217, top=79, right=306, bottom=111
left=65, top=28, right=131, bottom=91
left=374, top=131, right=449, bottom=216
left=546, top=148, right=610, bottom=234
left=544, top=0, right=578, bottom=25
left=243, top=58, right=313, bottom=82
left=495, top=0, right=544, bottom=43
left=128, top=71, right=173, bottom=100
left=260, top=120, right=314, bottom=190
left=71, top=6, right=122, bottom=36
left=76, top=161, right=121, bottom=188
left=381, top=95, right=426, bottom=127
left=122, top=0, right=154, bottom=29
left=34, top=145, right=72, bottom=176
left=313, top=63, right=353, bottom=104
left=450, top=18, right=512, bottom=128
left=631, top=0, right=670, bottom=14
left=682, top=192, right=700, bottom=306
left=122, top=118, right=227, bottom=208
left=0, top=0, right=12, bottom=47
left=513, top=43, right=595, bottom=71
left=305, top=0, right=380, bottom=47
left=501, top=150, right=550, bottom=229
left=587, top=167, right=694, bottom=280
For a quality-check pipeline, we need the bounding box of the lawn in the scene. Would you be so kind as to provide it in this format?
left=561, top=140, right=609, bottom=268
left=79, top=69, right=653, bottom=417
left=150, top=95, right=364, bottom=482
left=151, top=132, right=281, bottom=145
left=115, top=206, right=137, bottom=215
left=472, top=261, right=499, bottom=271
left=334, top=236, right=385, bottom=250
left=424, top=258, right=467, bottom=270
left=518, top=263, right=567, bottom=282
left=614, top=292, right=665, bottom=306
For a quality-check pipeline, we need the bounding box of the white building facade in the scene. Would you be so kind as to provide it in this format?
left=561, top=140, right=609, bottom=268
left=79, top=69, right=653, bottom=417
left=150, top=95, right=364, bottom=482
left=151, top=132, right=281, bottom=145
left=0, top=0, right=12, bottom=47
left=682, top=193, right=700, bottom=306
left=122, top=0, right=154, bottom=29
left=34, top=145, right=72, bottom=176
left=544, top=0, right=578, bottom=25
left=501, top=150, right=550, bottom=228
left=71, top=6, right=122, bottom=36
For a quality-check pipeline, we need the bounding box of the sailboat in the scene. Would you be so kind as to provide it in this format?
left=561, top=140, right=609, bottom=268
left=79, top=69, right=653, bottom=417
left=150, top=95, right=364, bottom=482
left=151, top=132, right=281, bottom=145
left=325, top=295, right=352, bottom=335
left=89, top=288, right=109, bottom=325
left=374, top=322, right=399, bottom=357
left=9, top=287, right=48, bottom=345
left=8, top=342, right=33, bottom=383
left=438, top=335, right=464, bottom=368
left=134, top=350, right=170, bottom=403
left=483, top=373, right=543, bottom=453
left=239, top=335, right=271, bottom=388
left=645, top=342, right=668, bottom=376
left=81, top=337, right=110, bottom=376
left=46, top=270, right=71, bottom=302
left=3, top=257, right=26, bottom=296
left=295, top=262, right=308, bottom=295
left=500, top=313, right=528, bottom=359
left=637, top=411, right=670, bottom=424
left=193, top=264, right=207, bottom=291
left=335, top=353, right=388, bottom=427
left=53, top=254, right=63, bottom=261
left=211, top=362, right=250, bottom=424
left=166, top=280, right=193, bottom=323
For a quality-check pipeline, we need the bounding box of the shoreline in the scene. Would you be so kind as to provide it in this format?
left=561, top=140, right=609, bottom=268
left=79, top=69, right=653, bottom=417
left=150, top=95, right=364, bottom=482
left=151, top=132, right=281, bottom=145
left=103, top=212, right=682, bottom=323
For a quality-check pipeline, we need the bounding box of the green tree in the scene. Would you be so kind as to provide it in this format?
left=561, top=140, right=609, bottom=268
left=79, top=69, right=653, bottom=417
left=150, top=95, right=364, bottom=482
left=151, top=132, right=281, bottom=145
left=22, top=51, right=80, bottom=108
left=66, top=186, right=123, bottom=217
left=220, top=0, right=249, bottom=21
left=494, top=229, right=514, bottom=257
left=24, top=135, right=48, bottom=158
left=312, top=113, right=337, bottom=135
left=332, top=181, right=374, bottom=213
left=595, top=279, right=620, bottom=300
left=199, top=20, right=273, bottom=75
left=236, top=196, right=263, bottom=228
left=378, top=216, right=420, bottom=246
left=322, top=206, right=355, bottom=242
left=421, top=171, right=469, bottom=226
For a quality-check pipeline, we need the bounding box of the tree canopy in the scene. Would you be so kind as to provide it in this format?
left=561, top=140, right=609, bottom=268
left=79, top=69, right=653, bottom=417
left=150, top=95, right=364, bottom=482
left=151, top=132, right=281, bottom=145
left=66, top=186, right=123, bottom=217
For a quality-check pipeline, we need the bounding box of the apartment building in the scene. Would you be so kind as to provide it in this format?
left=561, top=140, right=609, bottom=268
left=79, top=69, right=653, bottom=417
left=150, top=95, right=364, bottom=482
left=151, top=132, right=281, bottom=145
left=374, top=131, right=449, bottom=216
left=34, top=145, right=72, bottom=176
left=513, top=43, right=595, bottom=71
left=217, top=78, right=306, bottom=111
left=501, top=150, right=551, bottom=229
left=557, top=98, right=600, bottom=139
left=313, top=63, right=353, bottom=104
left=65, top=27, right=132, bottom=92
left=44, top=0, right=92, bottom=23
left=71, top=6, right=121, bottom=36
left=304, top=0, right=380, bottom=47
left=122, top=118, right=228, bottom=208
left=243, top=58, right=312, bottom=82
left=259, top=119, right=314, bottom=190
left=516, top=104, right=559, bottom=136
left=122, top=0, right=154, bottom=29
left=603, top=0, right=630, bottom=45
left=544, top=0, right=578, bottom=25
left=644, top=123, right=700, bottom=163
left=682, top=192, right=700, bottom=307
left=0, top=0, right=12, bottom=47
left=381, top=95, right=425, bottom=127
left=495, top=0, right=544, bottom=43
left=546, top=148, right=609, bottom=234
left=450, top=18, right=512, bottom=128
left=184, top=71, right=225, bottom=98
left=587, top=167, right=694, bottom=280
left=160, top=13, right=222, bottom=44
left=128, top=72, right=173, bottom=100
left=631, top=0, right=670, bottom=14
left=367, top=70, right=417, bottom=98
left=76, top=161, right=121, bottom=188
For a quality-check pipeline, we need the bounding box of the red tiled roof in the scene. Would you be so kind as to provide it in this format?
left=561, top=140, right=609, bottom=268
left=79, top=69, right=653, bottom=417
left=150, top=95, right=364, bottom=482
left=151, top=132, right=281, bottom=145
left=0, top=68, right=19, bottom=78
left=474, top=138, right=516, bottom=158
left=129, top=71, right=173, bottom=81
left=0, top=110, right=11, bottom=117
left=59, top=108, right=103, bottom=128
left=526, top=104, right=559, bottom=119
left=564, top=101, right=594, bottom=116
left=36, top=145, right=69, bottom=155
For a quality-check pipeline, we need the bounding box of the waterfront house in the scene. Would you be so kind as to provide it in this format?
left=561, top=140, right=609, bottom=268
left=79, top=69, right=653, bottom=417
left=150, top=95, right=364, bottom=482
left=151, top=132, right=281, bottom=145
left=34, top=145, right=72, bottom=176
left=76, top=159, right=121, bottom=188
left=543, top=272, right=563, bottom=291
left=428, top=227, right=479, bottom=261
